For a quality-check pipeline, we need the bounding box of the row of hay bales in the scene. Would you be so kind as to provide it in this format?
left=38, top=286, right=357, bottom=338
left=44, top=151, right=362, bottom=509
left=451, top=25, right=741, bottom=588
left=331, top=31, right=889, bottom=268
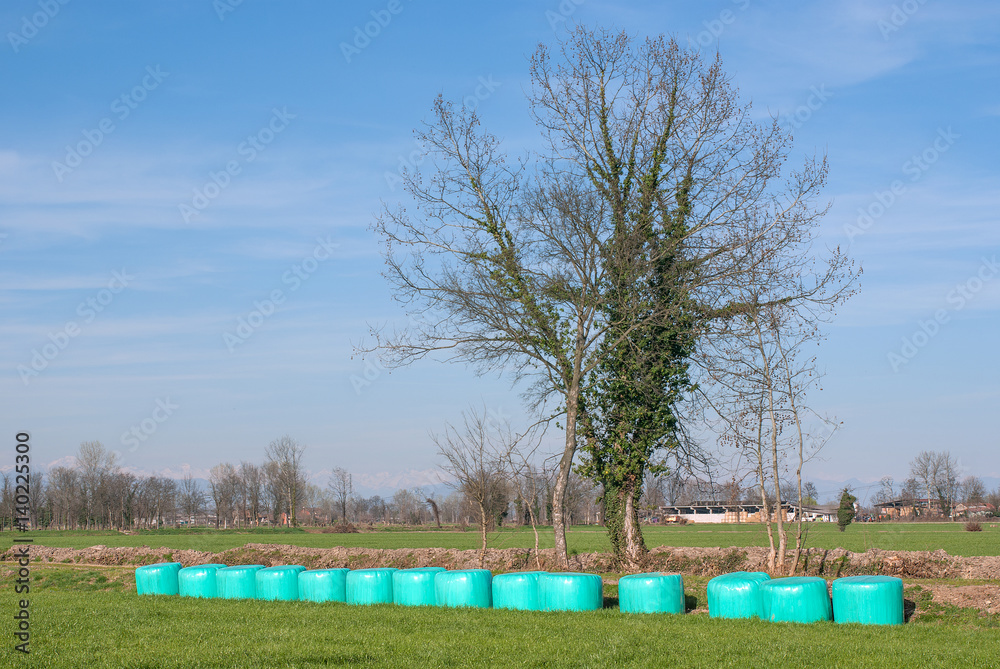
left=707, top=572, right=904, bottom=625
left=135, top=564, right=681, bottom=613
left=135, top=564, right=903, bottom=624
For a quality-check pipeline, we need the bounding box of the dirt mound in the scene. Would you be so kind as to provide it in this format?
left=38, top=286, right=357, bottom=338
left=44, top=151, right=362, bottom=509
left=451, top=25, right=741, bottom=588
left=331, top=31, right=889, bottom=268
left=925, top=585, right=1000, bottom=615
left=6, top=542, right=1000, bottom=580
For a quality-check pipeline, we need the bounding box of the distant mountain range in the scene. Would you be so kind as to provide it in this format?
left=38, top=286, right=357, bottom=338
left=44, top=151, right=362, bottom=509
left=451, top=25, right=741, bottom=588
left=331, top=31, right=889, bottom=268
left=11, top=459, right=996, bottom=506
left=307, top=468, right=455, bottom=499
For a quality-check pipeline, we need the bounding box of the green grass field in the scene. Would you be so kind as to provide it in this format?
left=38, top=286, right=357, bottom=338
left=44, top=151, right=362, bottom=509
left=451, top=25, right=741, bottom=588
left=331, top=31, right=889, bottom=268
left=4, top=521, right=999, bottom=556
left=0, top=565, right=995, bottom=668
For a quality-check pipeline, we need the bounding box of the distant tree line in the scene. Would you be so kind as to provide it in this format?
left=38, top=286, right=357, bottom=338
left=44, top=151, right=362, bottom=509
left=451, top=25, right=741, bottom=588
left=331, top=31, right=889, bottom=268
left=869, top=450, right=997, bottom=519
left=0, top=436, right=604, bottom=532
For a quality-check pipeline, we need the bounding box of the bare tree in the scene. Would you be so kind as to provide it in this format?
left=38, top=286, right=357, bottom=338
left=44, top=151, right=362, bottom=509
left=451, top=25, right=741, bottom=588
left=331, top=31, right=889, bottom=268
left=961, top=476, right=987, bottom=506
left=909, top=451, right=959, bottom=518
left=505, top=430, right=548, bottom=568
left=900, top=477, right=922, bottom=518
left=265, top=435, right=307, bottom=527
left=365, top=28, right=857, bottom=567
left=179, top=473, right=206, bottom=526
left=872, top=477, right=896, bottom=508
left=239, top=462, right=264, bottom=527
left=391, top=488, right=424, bottom=525
left=986, top=487, right=1000, bottom=517
left=434, top=408, right=514, bottom=567
left=208, top=463, right=238, bottom=529
left=47, top=467, right=81, bottom=529
left=76, top=441, right=120, bottom=529
left=328, top=467, right=353, bottom=523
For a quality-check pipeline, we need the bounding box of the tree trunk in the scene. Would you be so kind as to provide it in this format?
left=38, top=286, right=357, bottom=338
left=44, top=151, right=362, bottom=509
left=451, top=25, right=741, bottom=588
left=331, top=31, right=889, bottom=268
left=622, top=483, right=647, bottom=568
left=769, top=411, right=787, bottom=573
left=552, top=381, right=581, bottom=570
left=756, top=412, right=776, bottom=573
left=478, top=503, right=488, bottom=568
left=789, top=386, right=807, bottom=576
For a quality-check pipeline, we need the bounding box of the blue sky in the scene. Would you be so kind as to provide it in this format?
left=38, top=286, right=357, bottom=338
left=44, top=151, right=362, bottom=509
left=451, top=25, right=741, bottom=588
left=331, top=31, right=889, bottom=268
left=2, top=0, right=998, bottom=493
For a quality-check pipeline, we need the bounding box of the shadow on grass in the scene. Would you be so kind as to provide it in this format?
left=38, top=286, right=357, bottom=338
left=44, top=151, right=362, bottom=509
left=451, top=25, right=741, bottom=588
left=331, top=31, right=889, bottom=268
left=904, top=598, right=916, bottom=623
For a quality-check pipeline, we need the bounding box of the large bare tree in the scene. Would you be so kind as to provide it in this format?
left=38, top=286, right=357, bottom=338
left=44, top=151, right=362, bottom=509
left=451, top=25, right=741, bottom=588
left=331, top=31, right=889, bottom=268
left=366, top=27, right=856, bottom=567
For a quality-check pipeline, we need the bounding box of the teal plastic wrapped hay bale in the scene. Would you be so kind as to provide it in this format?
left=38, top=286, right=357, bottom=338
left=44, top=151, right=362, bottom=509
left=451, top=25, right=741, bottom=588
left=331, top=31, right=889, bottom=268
left=538, top=572, right=603, bottom=612
left=832, top=576, right=904, bottom=625
left=346, top=568, right=398, bottom=605
left=393, top=568, right=446, bottom=607
left=135, top=562, right=183, bottom=596
left=707, top=571, right=771, bottom=619
left=216, top=565, right=265, bottom=600
left=619, top=573, right=685, bottom=614
left=298, top=569, right=350, bottom=603
left=256, top=565, right=306, bottom=601
left=178, top=564, right=227, bottom=598
left=760, top=577, right=832, bottom=624
left=492, top=571, right=546, bottom=611
left=434, top=569, right=493, bottom=608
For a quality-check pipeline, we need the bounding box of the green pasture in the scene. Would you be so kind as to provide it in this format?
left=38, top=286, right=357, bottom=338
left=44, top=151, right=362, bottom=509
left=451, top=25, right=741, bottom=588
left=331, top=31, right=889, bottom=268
left=0, top=565, right=995, bottom=668
left=3, top=521, right=999, bottom=556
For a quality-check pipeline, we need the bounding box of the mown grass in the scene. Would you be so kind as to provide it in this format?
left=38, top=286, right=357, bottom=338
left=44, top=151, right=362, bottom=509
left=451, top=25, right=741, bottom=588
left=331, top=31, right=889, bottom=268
left=4, top=521, right=1000, bottom=557
left=0, top=565, right=996, bottom=668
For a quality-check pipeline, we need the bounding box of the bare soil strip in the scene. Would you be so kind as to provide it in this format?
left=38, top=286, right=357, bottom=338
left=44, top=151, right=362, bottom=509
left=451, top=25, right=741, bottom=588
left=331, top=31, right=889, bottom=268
left=5, top=543, right=1000, bottom=581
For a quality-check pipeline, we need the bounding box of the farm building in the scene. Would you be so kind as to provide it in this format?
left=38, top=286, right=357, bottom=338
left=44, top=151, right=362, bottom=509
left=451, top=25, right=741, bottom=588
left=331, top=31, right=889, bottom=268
left=655, top=502, right=838, bottom=524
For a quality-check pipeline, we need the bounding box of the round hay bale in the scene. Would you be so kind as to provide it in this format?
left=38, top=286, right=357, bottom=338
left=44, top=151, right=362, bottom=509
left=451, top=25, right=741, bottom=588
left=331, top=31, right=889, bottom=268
left=256, top=565, right=307, bottom=601
left=760, top=576, right=832, bottom=624
left=393, top=568, right=446, bottom=607
left=618, top=572, right=685, bottom=615
left=434, top=569, right=493, bottom=609
left=298, top=568, right=350, bottom=603
left=707, top=571, right=771, bottom=619
left=178, top=564, right=227, bottom=599
left=832, top=575, right=904, bottom=625
left=538, top=572, right=603, bottom=612
left=492, top=571, right=546, bottom=611
left=346, top=568, right=398, bottom=605
left=216, top=565, right=265, bottom=600
left=135, top=562, right=183, bottom=596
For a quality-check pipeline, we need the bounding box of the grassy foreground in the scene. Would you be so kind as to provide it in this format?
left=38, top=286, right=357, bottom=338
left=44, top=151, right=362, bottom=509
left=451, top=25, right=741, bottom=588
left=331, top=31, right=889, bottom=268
left=0, top=566, right=996, bottom=668
left=4, top=522, right=1000, bottom=556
